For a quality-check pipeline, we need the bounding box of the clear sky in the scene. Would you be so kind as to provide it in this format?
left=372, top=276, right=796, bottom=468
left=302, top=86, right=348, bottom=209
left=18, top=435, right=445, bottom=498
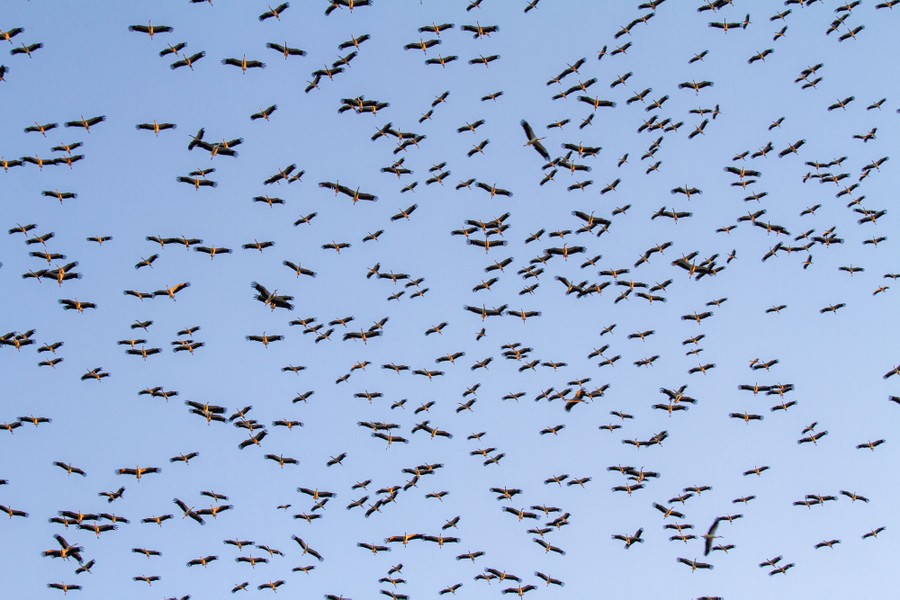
left=1, top=1, right=899, bottom=598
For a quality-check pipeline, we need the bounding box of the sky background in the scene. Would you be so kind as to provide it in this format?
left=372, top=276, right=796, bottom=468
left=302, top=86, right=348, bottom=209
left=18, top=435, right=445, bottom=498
left=1, top=0, right=899, bottom=598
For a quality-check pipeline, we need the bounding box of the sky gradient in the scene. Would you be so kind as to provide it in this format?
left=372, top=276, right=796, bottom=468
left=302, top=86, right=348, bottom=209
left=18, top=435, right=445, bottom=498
left=1, top=1, right=899, bottom=598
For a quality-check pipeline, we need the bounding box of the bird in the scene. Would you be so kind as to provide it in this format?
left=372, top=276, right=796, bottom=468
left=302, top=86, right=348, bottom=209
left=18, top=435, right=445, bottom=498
left=222, top=55, right=266, bottom=72
left=748, top=48, right=774, bottom=64
left=259, top=3, right=290, bottom=21
left=47, top=584, right=82, bottom=593
left=678, top=80, right=714, bottom=94
left=117, top=466, right=161, bottom=480
left=24, top=122, right=58, bottom=136
left=325, top=0, right=374, bottom=15
left=839, top=25, right=865, bottom=42
left=461, top=22, right=499, bottom=37
left=64, top=115, right=106, bottom=132
left=186, top=555, right=218, bottom=568
left=251, top=281, right=294, bottom=311
left=339, top=33, right=371, bottom=50
left=578, top=95, right=616, bottom=110
left=677, top=557, right=714, bottom=571
left=242, top=240, right=275, bottom=252
left=53, top=461, right=87, bottom=477
left=520, top=120, right=551, bottom=161
left=862, top=526, right=886, bottom=540
left=153, top=282, right=191, bottom=301
left=857, top=439, right=886, bottom=451
left=128, top=21, right=174, bottom=38
left=613, top=528, right=644, bottom=549
left=250, top=104, right=278, bottom=121
left=319, top=181, right=378, bottom=202
left=170, top=51, right=206, bottom=70
left=0, top=27, right=24, bottom=44
left=390, top=204, right=418, bottom=221
left=798, top=430, right=829, bottom=445
left=769, top=563, right=795, bottom=576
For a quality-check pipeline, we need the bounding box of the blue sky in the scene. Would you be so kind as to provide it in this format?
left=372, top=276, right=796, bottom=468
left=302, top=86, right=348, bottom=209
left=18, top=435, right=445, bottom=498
left=1, top=1, right=899, bottom=598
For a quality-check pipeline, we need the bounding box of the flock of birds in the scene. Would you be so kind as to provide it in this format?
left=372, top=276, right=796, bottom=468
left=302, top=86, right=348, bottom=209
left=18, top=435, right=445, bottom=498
left=1, top=0, right=899, bottom=598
